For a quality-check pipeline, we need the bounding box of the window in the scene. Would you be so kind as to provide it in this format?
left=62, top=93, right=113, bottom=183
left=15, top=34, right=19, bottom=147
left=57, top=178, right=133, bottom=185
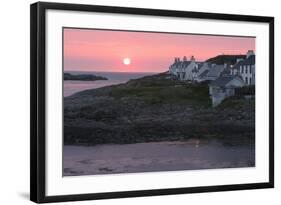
left=246, top=65, right=248, bottom=73
left=249, top=78, right=252, bottom=85
left=245, top=77, right=248, bottom=84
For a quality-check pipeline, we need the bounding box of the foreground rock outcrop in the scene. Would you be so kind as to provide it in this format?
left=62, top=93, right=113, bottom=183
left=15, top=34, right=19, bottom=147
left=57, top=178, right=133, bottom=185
left=64, top=73, right=255, bottom=145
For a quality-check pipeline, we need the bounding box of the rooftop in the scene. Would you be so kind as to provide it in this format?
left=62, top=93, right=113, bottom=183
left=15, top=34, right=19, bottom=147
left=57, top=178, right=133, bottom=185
left=206, top=65, right=225, bottom=77
left=209, top=76, right=244, bottom=87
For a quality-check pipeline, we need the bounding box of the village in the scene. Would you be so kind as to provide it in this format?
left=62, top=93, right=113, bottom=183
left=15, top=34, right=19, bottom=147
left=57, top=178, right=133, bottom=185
left=168, top=50, right=255, bottom=106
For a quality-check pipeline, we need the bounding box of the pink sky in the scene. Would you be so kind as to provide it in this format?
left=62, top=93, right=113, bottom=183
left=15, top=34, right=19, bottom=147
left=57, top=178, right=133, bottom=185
left=64, top=28, right=255, bottom=73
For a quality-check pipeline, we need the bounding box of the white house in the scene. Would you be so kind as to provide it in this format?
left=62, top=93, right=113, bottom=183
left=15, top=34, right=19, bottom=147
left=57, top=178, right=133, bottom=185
left=169, top=58, right=226, bottom=83
left=191, top=66, right=199, bottom=80
left=169, top=56, right=198, bottom=81
left=209, top=76, right=245, bottom=107
left=230, top=50, right=255, bottom=85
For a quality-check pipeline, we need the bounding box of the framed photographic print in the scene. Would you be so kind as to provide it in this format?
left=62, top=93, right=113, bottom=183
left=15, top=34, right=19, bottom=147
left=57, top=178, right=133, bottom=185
left=30, top=2, right=274, bottom=203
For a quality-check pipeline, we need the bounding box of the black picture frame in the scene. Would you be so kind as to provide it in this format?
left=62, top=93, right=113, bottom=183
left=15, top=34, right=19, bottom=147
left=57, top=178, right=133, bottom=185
left=30, top=1, right=274, bottom=203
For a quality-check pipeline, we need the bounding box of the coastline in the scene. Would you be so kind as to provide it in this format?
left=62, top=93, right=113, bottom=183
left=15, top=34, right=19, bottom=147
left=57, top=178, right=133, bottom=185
left=64, top=71, right=156, bottom=97
left=64, top=72, right=255, bottom=146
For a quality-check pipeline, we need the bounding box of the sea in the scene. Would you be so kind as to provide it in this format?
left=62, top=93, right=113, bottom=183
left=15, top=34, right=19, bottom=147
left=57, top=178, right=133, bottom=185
left=64, top=71, right=156, bottom=97
left=64, top=140, right=255, bottom=176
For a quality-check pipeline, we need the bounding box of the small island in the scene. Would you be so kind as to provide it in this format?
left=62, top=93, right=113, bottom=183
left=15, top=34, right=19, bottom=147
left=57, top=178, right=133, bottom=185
left=64, top=73, right=108, bottom=81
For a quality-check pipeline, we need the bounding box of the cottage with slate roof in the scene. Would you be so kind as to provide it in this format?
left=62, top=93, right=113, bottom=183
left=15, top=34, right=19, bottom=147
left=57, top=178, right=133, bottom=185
left=168, top=56, right=198, bottom=81
left=209, top=76, right=245, bottom=107
left=205, top=64, right=225, bottom=81
left=168, top=56, right=228, bottom=82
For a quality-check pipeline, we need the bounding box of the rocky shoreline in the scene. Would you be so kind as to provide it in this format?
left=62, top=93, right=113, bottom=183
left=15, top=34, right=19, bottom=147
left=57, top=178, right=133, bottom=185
left=64, top=72, right=255, bottom=145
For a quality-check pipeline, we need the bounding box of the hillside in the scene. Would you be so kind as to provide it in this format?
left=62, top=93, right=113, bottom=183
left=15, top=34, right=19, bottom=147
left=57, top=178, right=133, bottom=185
left=206, top=55, right=246, bottom=65
left=64, top=73, right=255, bottom=145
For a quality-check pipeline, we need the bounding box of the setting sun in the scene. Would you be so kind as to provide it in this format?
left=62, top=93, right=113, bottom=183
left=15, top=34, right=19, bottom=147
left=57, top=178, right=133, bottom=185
left=123, top=57, right=131, bottom=65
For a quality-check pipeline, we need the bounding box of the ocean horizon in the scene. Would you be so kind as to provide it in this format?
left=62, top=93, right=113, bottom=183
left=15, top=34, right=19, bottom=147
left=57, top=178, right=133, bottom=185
left=64, top=71, right=157, bottom=97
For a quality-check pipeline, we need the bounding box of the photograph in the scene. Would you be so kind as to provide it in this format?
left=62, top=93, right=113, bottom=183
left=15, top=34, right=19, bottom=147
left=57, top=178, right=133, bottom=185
left=30, top=2, right=274, bottom=202
left=63, top=28, right=256, bottom=176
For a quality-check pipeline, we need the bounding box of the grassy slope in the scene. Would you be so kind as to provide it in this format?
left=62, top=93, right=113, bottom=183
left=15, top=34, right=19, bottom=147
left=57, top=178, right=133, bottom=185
left=206, top=55, right=246, bottom=65
left=110, top=78, right=210, bottom=107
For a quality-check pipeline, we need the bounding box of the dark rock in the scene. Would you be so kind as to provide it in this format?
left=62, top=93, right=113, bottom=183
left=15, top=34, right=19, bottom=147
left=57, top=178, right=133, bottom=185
left=64, top=73, right=107, bottom=81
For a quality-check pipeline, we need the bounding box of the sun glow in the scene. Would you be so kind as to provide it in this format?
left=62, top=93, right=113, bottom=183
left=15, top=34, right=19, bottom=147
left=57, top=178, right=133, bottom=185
left=123, top=57, right=131, bottom=65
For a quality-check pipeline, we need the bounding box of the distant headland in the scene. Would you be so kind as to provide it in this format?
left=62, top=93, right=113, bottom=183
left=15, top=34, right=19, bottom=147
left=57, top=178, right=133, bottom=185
left=64, top=73, right=108, bottom=81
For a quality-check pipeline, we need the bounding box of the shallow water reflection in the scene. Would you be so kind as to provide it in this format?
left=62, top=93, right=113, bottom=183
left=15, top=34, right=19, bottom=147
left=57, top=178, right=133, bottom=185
left=63, top=139, right=255, bottom=176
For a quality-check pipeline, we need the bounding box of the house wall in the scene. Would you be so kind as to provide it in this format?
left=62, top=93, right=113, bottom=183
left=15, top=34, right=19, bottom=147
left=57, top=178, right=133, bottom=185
left=239, top=64, right=255, bottom=85
left=210, top=78, right=244, bottom=107
left=230, top=68, right=239, bottom=75
left=169, top=61, right=197, bottom=81
left=209, top=86, right=214, bottom=95
left=192, top=71, right=198, bottom=79
left=225, top=88, right=235, bottom=96
left=184, top=61, right=197, bottom=80
left=210, top=86, right=226, bottom=107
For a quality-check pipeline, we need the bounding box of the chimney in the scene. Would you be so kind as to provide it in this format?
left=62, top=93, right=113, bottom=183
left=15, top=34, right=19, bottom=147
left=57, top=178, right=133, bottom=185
left=246, top=50, right=255, bottom=58
left=190, top=55, right=195, bottom=62
left=183, top=56, right=187, bottom=62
